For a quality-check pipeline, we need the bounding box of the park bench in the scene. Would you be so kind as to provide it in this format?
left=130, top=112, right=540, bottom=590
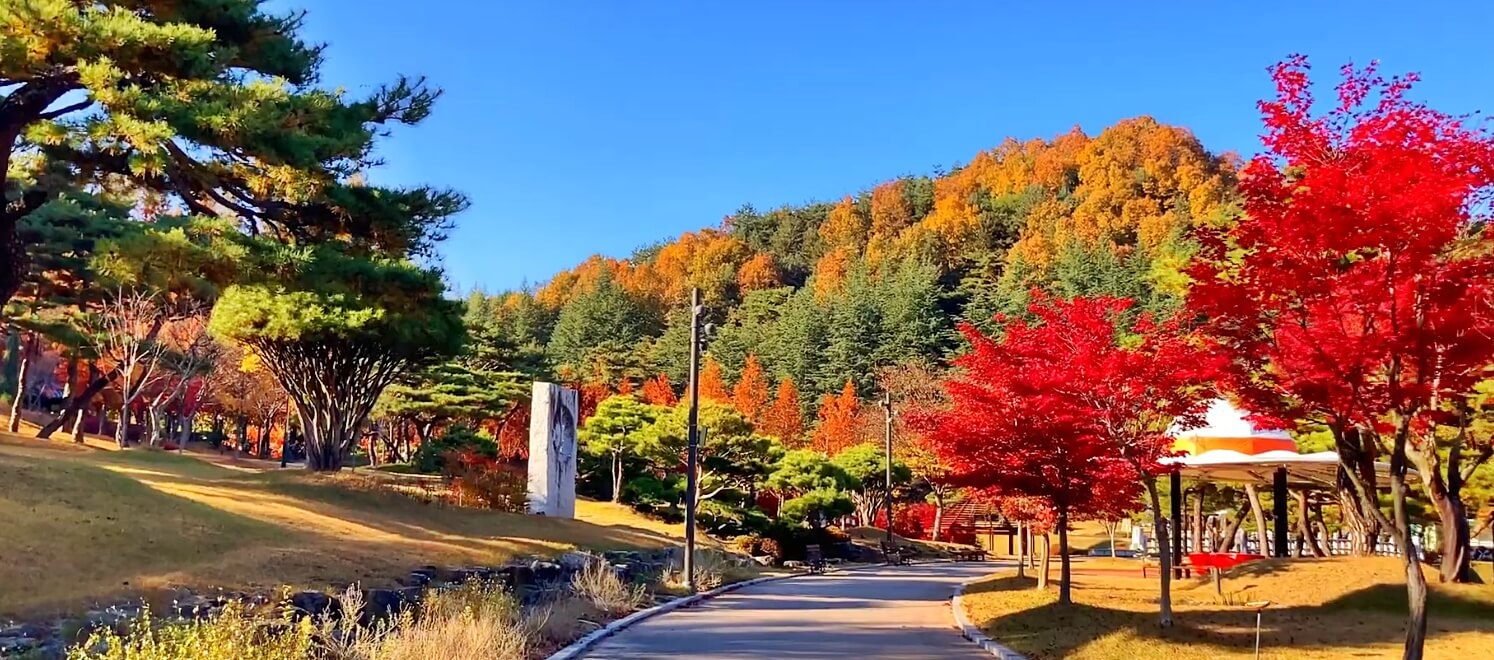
left=880, top=541, right=913, bottom=566
left=804, top=544, right=828, bottom=573
left=952, top=546, right=989, bottom=561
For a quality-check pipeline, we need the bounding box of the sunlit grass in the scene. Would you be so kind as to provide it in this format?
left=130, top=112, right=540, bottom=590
left=962, top=556, right=1494, bottom=659
left=0, top=430, right=686, bottom=618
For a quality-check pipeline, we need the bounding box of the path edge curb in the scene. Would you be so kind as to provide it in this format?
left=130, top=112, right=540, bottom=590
left=546, top=559, right=939, bottom=660
left=951, top=575, right=1027, bottom=660
left=545, top=572, right=793, bottom=660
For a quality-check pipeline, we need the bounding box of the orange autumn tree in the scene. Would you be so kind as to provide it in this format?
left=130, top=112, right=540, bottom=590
left=731, top=354, right=770, bottom=423
left=811, top=379, right=860, bottom=455
left=641, top=374, right=677, bottom=406
left=761, top=377, right=805, bottom=446
left=699, top=355, right=731, bottom=402
left=736, top=253, right=782, bottom=292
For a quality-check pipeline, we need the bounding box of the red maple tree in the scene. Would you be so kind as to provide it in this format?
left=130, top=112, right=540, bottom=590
left=1188, top=57, right=1494, bottom=656
left=1189, top=59, right=1494, bottom=657
left=914, top=303, right=1149, bottom=605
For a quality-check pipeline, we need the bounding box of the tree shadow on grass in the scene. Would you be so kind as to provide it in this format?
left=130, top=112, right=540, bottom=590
left=965, top=575, right=1494, bottom=658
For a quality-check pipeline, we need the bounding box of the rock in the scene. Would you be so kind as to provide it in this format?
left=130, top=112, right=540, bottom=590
left=498, top=565, right=533, bottom=592
left=359, top=588, right=420, bottom=625
left=449, top=566, right=496, bottom=584
left=406, top=568, right=436, bottom=587
left=172, top=595, right=223, bottom=619
left=528, top=560, right=563, bottom=584
left=557, top=551, right=596, bottom=571
left=602, top=550, right=641, bottom=564
left=751, top=555, right=774, bottom=566
left=289, top=591, right=336, bottom=618
left=0, top=635, right=38, bottom=655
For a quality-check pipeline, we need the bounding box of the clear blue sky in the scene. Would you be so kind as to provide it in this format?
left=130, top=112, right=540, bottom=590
left=277, top=1, right=1494, bottom=293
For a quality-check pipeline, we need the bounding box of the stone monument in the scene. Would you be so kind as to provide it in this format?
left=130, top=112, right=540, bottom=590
left=527, top=382, right=578, bottom=517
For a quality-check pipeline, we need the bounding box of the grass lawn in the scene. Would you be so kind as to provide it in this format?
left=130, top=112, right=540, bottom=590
left=962, top=556, right=1494, bottom=659
left=0, top=429, right=689, bottom=619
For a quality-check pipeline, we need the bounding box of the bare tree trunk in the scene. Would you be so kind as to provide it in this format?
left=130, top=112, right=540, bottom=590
left=931, top=489, right=945, bottom=542
left=1057, top=508, right=1072, bottom=605
left=39, top=364, right=110, bottom=440
left=1191, top=490, right=1204, bottom=552
left=115, top=402, right=130, bottom=448
left=1037, top=533, right=1051, bottom=591
left=1015, top=521, right=1026, bottom=578
left=612, top=451, right=623, bottom=502
left=70, top=400, right=88, bottom=443
left=1297, top=491, right=1327, bottom=557
left=7, top=334, right=31, bottom=433
left=1219, top=503, right=1247, bottom=552
left=1144, top=475, right=1175, bottom=627
left=1245, top=484, right=1269, bottom=555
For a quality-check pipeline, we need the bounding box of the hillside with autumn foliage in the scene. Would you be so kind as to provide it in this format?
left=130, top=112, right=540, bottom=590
left=465, top=116, right=1239, bottom=424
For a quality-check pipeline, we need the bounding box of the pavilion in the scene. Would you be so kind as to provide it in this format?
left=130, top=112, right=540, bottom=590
left=1161, top=400, right=1409, bottom=560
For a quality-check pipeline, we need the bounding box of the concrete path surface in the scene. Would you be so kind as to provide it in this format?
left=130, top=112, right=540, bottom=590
left=581, top=562, right=1001, bottom=659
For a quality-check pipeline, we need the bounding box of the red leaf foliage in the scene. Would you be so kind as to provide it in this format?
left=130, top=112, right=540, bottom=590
left=914, top=294, right=1220, bottom=523
left=1188, top=56, right=1494, bottom=433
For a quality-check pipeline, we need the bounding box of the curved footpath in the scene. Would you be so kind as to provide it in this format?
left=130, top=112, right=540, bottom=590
left=580, top=562, right=1001, bottom=659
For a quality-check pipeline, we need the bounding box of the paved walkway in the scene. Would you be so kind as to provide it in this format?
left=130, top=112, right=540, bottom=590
left=582, top=562, right=1001, bottom=659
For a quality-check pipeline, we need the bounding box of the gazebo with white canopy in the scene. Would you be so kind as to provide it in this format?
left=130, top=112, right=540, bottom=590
left=1161, top=400, right=1408, bottom=561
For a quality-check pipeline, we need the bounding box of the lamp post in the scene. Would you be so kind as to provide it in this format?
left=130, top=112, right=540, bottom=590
left=882, top=391, right=894, bottom=544
left=684, top=288, right=704, bottom=593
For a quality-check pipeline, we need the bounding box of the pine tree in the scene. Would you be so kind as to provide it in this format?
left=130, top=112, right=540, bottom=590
left=817, top=268, right=882, bottom=397
left=547, top=273, right=648, bottom=381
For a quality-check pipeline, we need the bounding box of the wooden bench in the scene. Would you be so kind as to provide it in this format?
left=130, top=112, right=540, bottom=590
left=952, top=546, right=990, bottom=561
left=880, top=541, right=913, bottom=566
left=804, top=544, right=828, bottom=573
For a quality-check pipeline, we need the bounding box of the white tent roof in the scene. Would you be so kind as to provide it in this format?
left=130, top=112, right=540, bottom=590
left=1168, top=399, right=1294, bottom=441
left=1161, top=449, right=1416, bottom=488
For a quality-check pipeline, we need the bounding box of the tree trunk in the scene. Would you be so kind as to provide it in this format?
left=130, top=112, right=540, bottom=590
left=1297, top=491, right=1327, bottom=557
left=1037, top=533, right=1051, bottom=591
left=612, top=451, right=624, bottom=502
left=931, top=490, right=945, bottom=542
left=1057, top=508, right=1072, bottom=605
left=1015, top=521, right=1026, bottom=578
left=1191, top=490, right=1204, bottom=552
left=115, top=402, right=130, bottom=448
left=70, top=400, right=87, bottom=443
left=1245, top=484, right=1269, bottom=555
left=178, top=412, right=193, bottom=447
left=1337, top=425, right=1382, bottom=556
left=7, top=335, right=31, bottom=433
left=1107, top=522, right=1117, bottom=558
left=37, top=365, right=112, bottom=439
left=1391, top=473, right=1427, bottom=659
left=1144, top=475, right=1175, bottom=627
left=1219, top=503, right=1247, bottom=552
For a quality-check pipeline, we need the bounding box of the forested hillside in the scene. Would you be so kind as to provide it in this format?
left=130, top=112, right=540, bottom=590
left=466, top=116, right=1239, bottom=418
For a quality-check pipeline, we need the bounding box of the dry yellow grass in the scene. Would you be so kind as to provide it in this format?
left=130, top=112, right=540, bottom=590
left=962, top=556, right=1494, bottom=659
left=0, top=430, right=687, bottom=619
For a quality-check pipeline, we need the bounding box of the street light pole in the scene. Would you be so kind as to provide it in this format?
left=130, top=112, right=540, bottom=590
left=684, top=288, right=703, bottom=594
left=882, top=391, right=894, bottom=544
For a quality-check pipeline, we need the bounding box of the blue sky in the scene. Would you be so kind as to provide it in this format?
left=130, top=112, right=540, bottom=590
left=277, top=1, right=1494, bottom=293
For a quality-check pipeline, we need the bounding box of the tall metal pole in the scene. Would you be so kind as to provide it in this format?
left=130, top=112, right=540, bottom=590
left=882, top=391, right=894, bottom=543
left=684, top=288, right=703, bottom=593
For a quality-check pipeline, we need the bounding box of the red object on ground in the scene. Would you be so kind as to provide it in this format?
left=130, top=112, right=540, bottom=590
left=1187, top=552, right=1264, bottom=571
